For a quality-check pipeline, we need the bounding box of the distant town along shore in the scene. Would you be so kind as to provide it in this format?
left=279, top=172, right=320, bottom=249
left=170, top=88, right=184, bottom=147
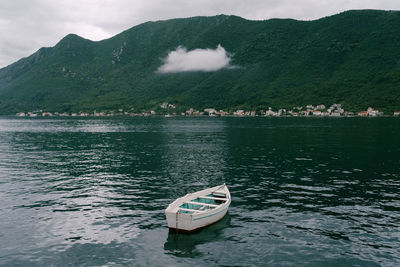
left=15, top=103, right=400, bottom=118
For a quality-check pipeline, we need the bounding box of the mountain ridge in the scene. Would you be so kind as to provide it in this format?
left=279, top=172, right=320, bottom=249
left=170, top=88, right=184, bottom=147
left=0, top=10, right=399, bottom=114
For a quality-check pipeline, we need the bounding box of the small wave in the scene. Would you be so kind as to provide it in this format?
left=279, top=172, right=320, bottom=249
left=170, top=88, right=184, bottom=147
left=295, top=158, right=312, bottom=161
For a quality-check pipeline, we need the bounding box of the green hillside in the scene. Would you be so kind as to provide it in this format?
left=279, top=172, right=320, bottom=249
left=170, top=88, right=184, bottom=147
left=0, top=10, right=400, bottom=114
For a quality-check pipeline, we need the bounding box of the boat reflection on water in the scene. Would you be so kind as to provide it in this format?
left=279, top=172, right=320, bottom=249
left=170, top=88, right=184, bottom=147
left=163, top=213, right=231, bottom=258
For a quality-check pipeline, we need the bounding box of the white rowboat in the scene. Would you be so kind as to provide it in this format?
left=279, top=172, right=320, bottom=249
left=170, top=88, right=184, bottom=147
left=165, top=184, right=231, bottom=233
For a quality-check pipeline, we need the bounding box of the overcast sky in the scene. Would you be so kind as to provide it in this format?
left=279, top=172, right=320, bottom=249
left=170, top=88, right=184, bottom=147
left=0, top=0, right=399, bottom=68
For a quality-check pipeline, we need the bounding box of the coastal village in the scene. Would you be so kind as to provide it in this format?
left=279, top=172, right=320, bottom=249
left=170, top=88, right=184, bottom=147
left=16, top=103, right=400, bottom=118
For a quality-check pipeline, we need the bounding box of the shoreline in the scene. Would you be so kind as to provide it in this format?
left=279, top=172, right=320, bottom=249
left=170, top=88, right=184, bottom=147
left=2, top=114, right=399, bottom=118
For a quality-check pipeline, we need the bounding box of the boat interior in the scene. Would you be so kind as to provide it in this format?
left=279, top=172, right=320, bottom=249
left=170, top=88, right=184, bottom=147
left=178, top=193, right=228, bottom=214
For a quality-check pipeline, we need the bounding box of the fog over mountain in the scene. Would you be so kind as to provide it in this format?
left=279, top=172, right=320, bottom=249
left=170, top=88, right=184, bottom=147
left=157, top=45, right=232, bottom=73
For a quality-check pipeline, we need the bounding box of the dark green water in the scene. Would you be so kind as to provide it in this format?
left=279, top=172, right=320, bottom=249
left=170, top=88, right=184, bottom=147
left=0, top=117, right=399, bottom=266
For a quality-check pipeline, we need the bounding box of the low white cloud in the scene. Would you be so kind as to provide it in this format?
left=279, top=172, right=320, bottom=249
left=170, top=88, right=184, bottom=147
left=157, top=45, right=232, bottom=73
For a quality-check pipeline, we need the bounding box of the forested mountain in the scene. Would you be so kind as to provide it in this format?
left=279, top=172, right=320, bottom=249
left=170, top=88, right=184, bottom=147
left=0, top=10, right=399, bottom=114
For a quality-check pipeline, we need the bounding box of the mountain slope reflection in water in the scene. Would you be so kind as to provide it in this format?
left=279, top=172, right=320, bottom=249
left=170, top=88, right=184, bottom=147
left=0, top=117, right=399, bottom=266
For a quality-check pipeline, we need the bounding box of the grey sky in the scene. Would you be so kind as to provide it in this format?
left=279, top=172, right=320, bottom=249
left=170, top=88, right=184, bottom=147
left=0, top=0, right=399, bottom=68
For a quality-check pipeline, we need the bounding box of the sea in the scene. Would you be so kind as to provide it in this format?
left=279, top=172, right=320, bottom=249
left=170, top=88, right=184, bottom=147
left=0, top=116, right=399, bottom=266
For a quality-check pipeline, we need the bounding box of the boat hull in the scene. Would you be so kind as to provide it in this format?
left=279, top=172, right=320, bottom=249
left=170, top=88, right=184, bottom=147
left=166, top=206, right=229, bottom=233
left=165, top=184, right=231, bottom=233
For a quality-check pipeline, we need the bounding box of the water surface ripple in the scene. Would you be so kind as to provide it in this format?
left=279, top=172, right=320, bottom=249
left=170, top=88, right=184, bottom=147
left=0, top=117, right=399, bottom=266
